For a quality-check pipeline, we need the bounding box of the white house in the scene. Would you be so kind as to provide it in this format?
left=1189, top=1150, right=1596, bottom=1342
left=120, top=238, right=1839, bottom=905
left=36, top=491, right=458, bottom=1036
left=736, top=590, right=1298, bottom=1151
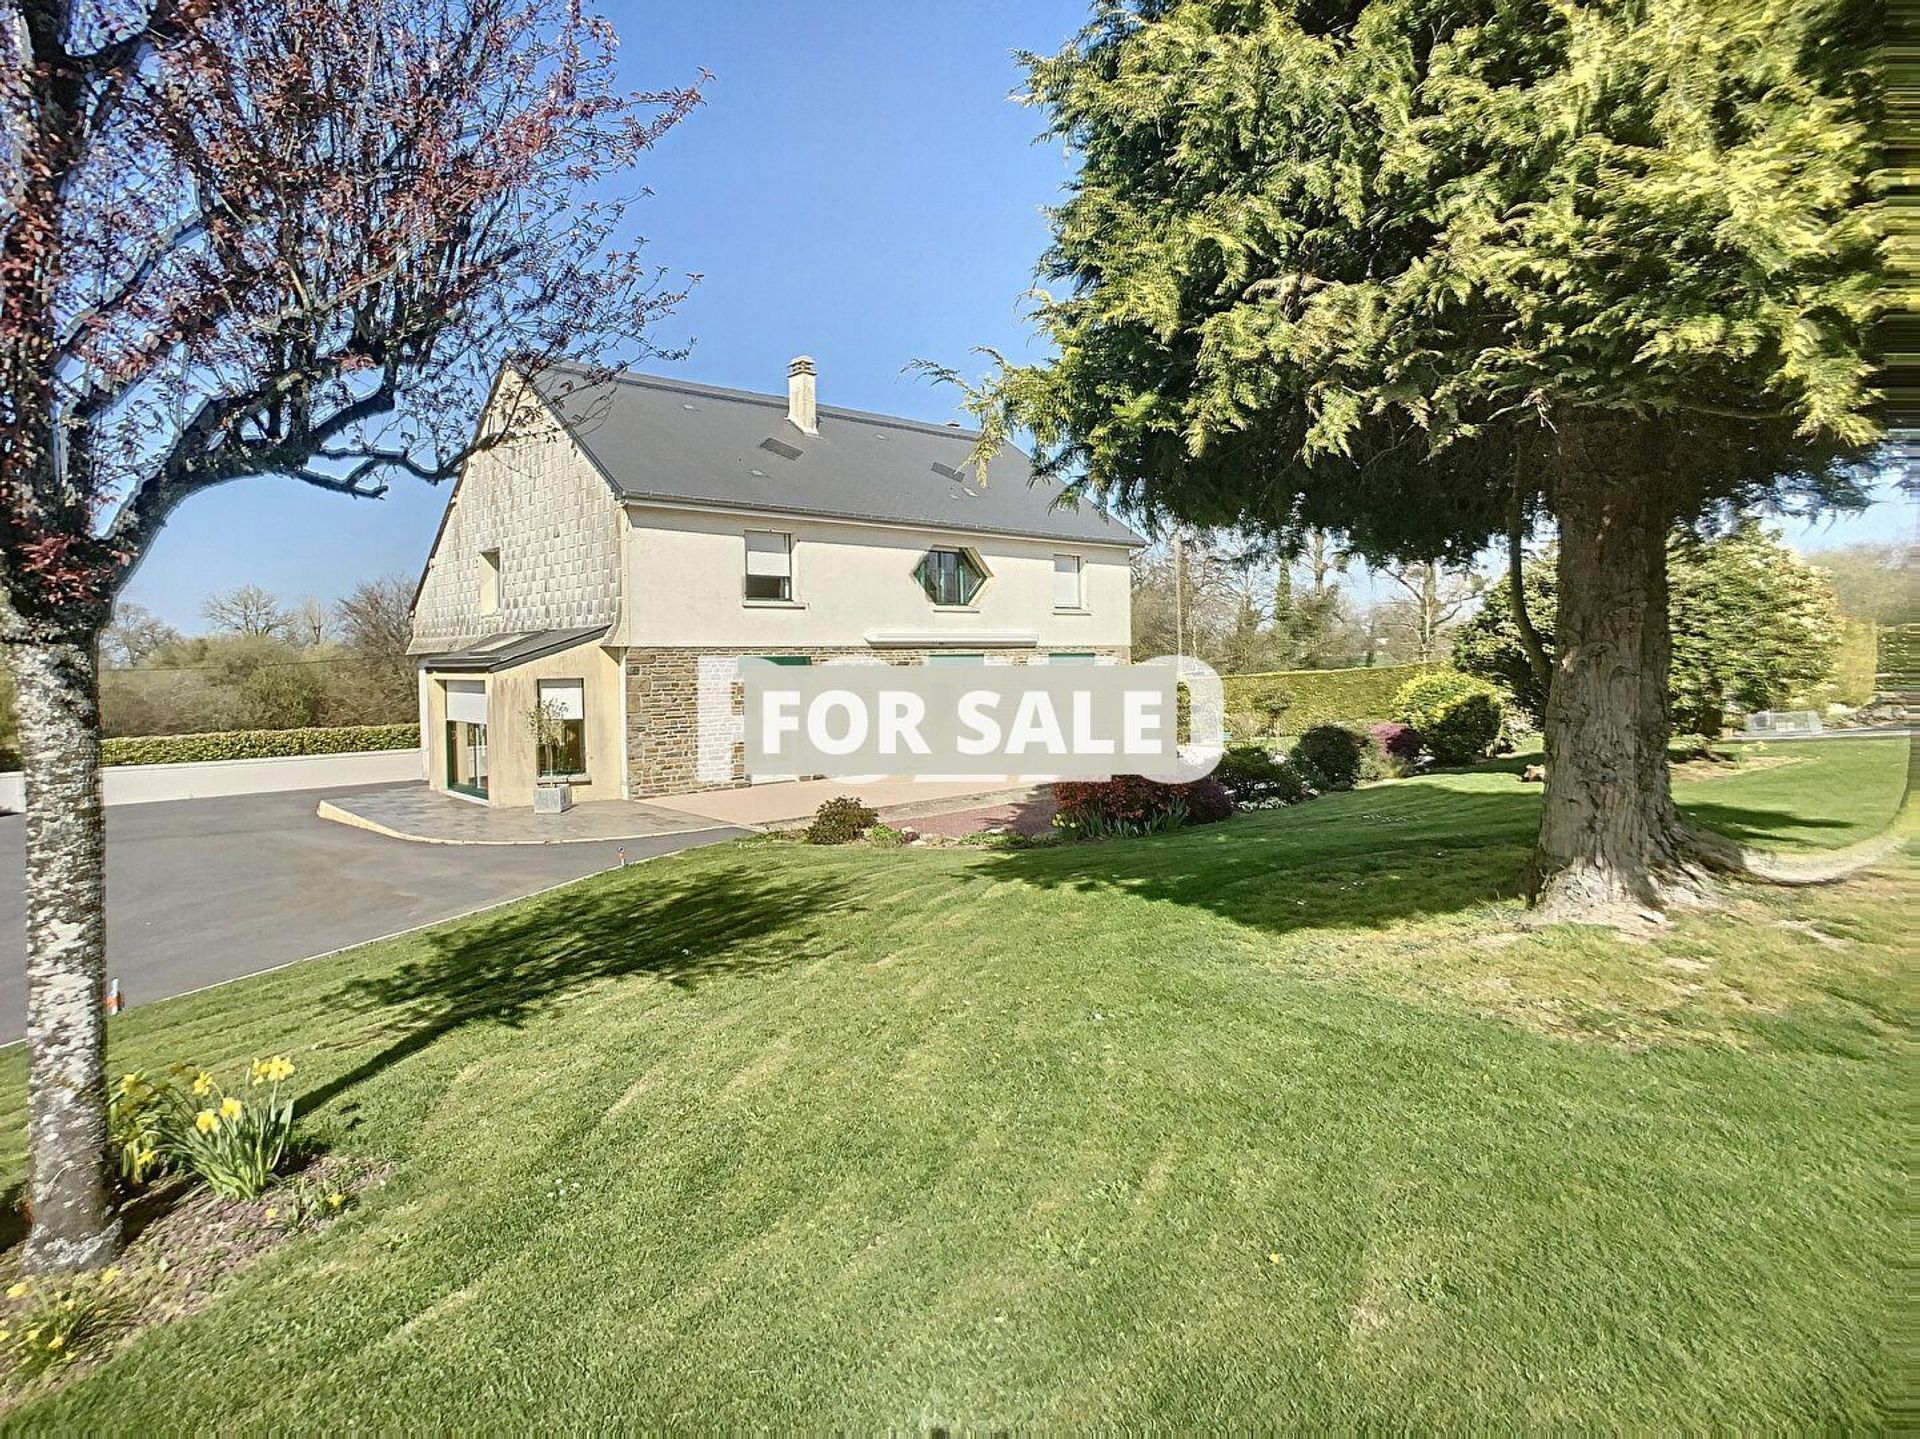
left=408, top=357, right=1142, bottom=806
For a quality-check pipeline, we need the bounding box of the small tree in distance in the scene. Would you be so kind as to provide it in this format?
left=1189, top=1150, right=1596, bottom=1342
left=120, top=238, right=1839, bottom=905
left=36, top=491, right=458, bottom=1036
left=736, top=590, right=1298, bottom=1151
left=0, top=0, right=701, bottom=1270
left=200, top=584, right=289, bottom=639
left=1455, top=524, right=1844, bottom=735
left=336, top=574, right=420, bottom=722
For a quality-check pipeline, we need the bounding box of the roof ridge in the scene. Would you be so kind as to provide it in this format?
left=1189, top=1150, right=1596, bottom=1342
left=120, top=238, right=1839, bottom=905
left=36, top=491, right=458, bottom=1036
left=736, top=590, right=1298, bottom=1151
left=538, top=358, right=997, bottom=446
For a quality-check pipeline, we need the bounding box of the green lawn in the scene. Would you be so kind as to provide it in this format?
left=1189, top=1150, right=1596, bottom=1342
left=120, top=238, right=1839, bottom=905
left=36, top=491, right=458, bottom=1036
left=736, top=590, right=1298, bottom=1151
left=0, top=739, right=1908, bottom=1428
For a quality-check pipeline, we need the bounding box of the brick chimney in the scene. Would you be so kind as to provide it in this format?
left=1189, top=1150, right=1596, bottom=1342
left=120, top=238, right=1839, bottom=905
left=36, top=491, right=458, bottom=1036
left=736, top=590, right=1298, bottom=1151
left=787, top=355, right=818, bottom=436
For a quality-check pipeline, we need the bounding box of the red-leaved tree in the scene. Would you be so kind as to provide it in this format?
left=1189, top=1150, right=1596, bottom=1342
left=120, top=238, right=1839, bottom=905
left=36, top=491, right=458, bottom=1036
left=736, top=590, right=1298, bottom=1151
left=0, top=0, right=701, bottom=1270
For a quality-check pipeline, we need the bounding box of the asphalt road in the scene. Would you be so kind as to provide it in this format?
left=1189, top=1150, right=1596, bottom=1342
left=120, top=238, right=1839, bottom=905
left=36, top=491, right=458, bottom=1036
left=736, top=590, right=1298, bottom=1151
left=0, top=786, right=745, bottom=1042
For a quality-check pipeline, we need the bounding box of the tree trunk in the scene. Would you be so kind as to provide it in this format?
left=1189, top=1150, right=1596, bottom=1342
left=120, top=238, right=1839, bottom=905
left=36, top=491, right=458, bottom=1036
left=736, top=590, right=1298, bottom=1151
left=1529, top=423, right=1702, bottom=924
left=7, top=638, right=119, bottom=1272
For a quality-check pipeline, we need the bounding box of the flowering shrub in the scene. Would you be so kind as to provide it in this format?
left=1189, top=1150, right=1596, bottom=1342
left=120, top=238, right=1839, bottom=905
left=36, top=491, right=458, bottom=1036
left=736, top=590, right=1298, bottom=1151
left=1359, top=722, right=1424, bottom=781
left=1052, top=775, right=1232, bottom=839
left=0, top=1269, right=129, bottom=1383
left=1290, top=725, right=1366, bottom=790
left=805, top=795, right=879, bottom=845
left=163, top=1057, right=299, bottom=1200
left=1212, top=745, right=1310, bottom=807
left=1369, top=721, right=1423, bottom=765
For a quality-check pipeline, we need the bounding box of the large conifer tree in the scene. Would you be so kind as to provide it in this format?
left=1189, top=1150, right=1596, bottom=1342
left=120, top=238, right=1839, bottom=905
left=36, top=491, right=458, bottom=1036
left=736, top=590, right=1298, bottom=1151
left=945, top=0, right=1881, bottom=922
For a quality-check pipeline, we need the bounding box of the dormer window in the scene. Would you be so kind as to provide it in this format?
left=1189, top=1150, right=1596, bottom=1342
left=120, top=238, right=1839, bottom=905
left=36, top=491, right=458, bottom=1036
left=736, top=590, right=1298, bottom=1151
left=916, top=547, right=987, bottom=607
left=744, top=530, right=794, bottom=602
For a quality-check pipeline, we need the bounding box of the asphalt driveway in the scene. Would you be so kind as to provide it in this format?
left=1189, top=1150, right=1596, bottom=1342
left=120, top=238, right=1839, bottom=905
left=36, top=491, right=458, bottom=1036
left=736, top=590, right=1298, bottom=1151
left=0, top=785, right=746, bottom=1042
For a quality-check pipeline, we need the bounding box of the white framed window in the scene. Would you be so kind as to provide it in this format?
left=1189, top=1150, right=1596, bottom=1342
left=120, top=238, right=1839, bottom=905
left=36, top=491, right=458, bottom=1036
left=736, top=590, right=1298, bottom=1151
left=744, top=530, right=794, bottom=603
left=479, top=549, right=501, bottom=614
left=535, top=679, right=586, bottom=776
left=1053, top=553, right=1084, bottom=611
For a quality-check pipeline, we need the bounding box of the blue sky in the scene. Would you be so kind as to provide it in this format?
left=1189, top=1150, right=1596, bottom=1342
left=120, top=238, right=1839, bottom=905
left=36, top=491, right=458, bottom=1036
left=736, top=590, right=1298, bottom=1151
left=119, top=0, right=1909, bottom=630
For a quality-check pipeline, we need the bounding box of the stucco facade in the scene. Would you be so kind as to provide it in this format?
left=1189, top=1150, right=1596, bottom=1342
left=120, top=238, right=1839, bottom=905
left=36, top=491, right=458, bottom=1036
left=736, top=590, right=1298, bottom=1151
left=615, top=504, right=1131, bottom=652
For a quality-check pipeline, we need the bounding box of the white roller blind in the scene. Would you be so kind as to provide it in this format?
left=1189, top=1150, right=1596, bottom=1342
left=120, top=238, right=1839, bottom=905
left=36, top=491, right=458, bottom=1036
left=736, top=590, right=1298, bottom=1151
left=538, top=679, right=584, bottom=721
left=446, top=680, right=487, bottom=724
left=1053, top=554, right=1082, bottom=608
left=745, top=531, right=792, bottom=577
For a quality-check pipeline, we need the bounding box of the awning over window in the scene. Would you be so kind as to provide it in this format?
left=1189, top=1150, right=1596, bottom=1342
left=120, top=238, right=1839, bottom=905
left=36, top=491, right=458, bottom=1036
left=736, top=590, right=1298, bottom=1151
left=417, top=626, right=608, bottom=674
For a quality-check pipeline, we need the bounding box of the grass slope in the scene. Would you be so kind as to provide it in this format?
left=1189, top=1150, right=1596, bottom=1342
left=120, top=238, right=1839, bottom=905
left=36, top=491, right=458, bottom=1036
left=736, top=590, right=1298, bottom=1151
left=0, top=740, right=1908, bottom=1428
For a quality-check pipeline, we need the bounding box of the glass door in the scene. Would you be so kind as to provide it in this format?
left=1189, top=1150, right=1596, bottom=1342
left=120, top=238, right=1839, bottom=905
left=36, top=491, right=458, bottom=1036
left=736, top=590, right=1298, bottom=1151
left=444, top=679, right=489, bottom=799
left=447, top=719, right=489, bottom=798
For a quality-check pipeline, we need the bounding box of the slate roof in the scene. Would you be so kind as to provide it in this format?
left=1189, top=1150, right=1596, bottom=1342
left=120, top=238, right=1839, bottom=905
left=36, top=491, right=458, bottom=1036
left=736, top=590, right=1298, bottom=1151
left=526, top=364, right=1144, bottom=548
left=415, top=626, right=609, bottom=672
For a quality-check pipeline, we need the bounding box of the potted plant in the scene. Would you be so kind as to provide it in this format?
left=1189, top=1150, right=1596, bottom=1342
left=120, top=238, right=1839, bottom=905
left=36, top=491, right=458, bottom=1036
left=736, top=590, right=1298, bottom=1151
left=527, top=696, right=574, bottom=813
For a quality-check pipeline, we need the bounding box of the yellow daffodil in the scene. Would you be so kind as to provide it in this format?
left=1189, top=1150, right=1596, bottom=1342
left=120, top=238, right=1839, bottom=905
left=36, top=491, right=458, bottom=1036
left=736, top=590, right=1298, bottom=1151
left=6, top=1281, right=26, bottom=1299
left=1268, top=1252, right=1282, bottom=1264
left=46, top=1335, right=63, bottom=1350
left=191, top=1071, right=213, bottom=1096
left=219, top=1097, right=244, bottom=1121
left=252, top=1056, right=295, bottom=1085
left=23, top=1327, right=38, bottom=1342
left=0, top=1329, right=10, bottom=1342
left=194, top=1109, right=220, bottom=1134
left=264, top=1206, right=279, bottom=1221
left=99, top=1268, right=120, bottom=1286
left=326, top=1193, right=344, bottom=1210
left=119, top=1073, right=140, bottom=1094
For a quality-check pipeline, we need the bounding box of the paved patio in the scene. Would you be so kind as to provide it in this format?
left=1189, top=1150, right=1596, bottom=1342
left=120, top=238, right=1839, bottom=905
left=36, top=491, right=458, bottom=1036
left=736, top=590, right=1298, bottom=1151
left=318, top=776, right=1046, bottom=842
left=318, top=787, right=740, bottom=845
left=643, top=776, right=1045, bottom=830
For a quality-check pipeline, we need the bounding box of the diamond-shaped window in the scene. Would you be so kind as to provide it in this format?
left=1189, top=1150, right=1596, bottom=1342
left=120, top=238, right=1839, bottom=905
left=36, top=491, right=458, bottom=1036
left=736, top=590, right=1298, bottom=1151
left=915, top=547, right=987, bottom=607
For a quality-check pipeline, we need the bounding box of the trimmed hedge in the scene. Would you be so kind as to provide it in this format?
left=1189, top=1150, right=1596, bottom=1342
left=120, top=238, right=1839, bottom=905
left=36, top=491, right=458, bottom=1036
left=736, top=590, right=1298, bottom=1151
left=94, top=724, right=419, bottom=769
left=1220, top=662, right=1443, bottom=735
left=1291, top=724, right=1366, bottom=791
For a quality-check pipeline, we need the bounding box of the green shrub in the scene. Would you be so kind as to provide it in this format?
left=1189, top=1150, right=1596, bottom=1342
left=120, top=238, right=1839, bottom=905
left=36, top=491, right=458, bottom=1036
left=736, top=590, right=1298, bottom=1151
left=805, top=795, right=879, bottom=845
left=1212, top=744, right=1310, bottom=807
left=1424, top=691, right=1504, bottom=766
left=1290, top=725, right=1366, bottom=790
left=1289, top=755, right=1328, bottom=792
left=1393, top=670, right=1496, bottom=732
left=1222, top=663, right=1442, bottom=734
left=93, top=723, right=418, bottom=768
left=866, top=823, right=909, bottom=848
